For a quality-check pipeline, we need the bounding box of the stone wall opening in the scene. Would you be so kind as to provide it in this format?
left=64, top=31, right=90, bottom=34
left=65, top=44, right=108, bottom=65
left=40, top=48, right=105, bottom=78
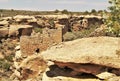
left=20, top=28, right=62, bottom=56
left=35, top=48, right=40, bottom=53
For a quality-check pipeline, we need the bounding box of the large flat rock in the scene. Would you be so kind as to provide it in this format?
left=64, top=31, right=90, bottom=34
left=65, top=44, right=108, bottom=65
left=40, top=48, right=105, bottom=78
left=42, top=37, right=120, bottom=69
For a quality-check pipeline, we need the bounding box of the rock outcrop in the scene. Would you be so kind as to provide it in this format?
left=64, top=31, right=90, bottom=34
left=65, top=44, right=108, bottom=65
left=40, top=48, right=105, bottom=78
left=0, top=15, right=103, bottom=38
left=0, top=28, right=9, bottom=38
left=10, top=45, right=47, bottom=81
left=0, top=25, right=33, bottom=38
left=42, top=37, right=120, bottom=79
left=0, top=20, right=9, bottom=27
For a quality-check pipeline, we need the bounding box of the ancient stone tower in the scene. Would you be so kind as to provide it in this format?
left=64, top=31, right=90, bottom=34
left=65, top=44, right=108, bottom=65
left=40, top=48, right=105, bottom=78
left=20, top=27, right=62, bottom=57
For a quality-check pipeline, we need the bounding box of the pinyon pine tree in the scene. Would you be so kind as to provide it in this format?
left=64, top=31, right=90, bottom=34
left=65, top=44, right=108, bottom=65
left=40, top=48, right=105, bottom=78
left=106, top=0, right=120, bottom=36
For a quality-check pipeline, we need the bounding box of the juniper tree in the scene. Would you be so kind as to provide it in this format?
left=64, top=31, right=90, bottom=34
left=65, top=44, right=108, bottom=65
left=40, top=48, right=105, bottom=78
left=106, top=0, right=120, bottom=36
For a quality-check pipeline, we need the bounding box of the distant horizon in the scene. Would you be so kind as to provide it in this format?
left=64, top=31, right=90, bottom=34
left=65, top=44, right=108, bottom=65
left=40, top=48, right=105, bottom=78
left=0, top=0, right=109, bottom=12
left=0, top=8, right=108, bottom=12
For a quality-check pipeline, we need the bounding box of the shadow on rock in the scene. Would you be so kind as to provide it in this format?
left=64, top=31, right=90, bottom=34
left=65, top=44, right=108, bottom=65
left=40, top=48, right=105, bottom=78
left=46, top=65, right=98, bottom=79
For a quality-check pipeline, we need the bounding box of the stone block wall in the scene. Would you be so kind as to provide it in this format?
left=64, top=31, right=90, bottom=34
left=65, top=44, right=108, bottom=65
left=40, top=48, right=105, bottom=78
left=18, top=27, right=33, bottom=36
left=20, top=36, right=45, bottom=56
left=20, top=28, right=62, bottom=57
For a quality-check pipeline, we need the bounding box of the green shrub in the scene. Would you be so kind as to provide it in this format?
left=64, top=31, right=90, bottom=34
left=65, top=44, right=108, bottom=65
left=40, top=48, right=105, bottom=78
left=72, top=24, right=98, bottom=38
left=0, top=60, right=11, bottom=71
left=5, top=54, right=14, bottom=62
left=105, top=0, right=120, bottom=37
left=63, top=32, right=77, bottom=41
left=2, top=62, right=11, bottom=71
left=62, top=9, right=69, bottom=14
left=54, top=9, right=59, bottom=13
left=34, top=28, right=43, bottom=33
left=48, top=19, right=55, bottom=28
left=63, top=23, right=101, bottom=41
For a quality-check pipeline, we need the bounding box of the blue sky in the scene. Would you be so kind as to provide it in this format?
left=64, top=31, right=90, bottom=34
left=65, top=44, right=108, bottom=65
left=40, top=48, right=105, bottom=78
left=0, top=0, right=109, bottom=11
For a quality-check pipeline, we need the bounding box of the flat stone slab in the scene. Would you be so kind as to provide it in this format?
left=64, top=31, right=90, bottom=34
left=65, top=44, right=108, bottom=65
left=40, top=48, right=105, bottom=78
left=42, top=37, right=120, bottom=69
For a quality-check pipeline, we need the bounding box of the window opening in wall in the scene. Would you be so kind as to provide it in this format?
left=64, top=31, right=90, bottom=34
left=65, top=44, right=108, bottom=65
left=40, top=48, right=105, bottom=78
left=35, top=48, right=40, bottom=53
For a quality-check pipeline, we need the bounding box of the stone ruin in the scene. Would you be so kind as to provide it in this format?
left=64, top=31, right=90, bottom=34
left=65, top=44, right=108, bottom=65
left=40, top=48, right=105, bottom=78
left=0, top=15, right=104, bottom=39
left=20, top=27, right=62, bottom=57
left=12, top=36, right=120, bottom=81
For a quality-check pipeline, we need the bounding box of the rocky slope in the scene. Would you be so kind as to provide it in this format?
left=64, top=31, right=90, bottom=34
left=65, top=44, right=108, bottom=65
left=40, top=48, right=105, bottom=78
left=1, top=37, right=120, bottom=81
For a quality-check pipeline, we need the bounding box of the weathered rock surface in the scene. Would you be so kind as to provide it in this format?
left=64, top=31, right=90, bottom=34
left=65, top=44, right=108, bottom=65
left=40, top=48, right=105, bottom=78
left=19, top=55, right=47, bottom=80
left=13, top=15, right=37, bottom=24
left=10, top=54, right=47, bottom=81
left=96, top=72, right=116, bottom=79
left=107, top=76, right=120, bottom=81
left=41, top=37, right=120, bottom=80
left=0, top=52, right=4, bottom=59
left=42, top=37, right=120, bottom=69
left=0, top=28, right=9, bottom=37
left=0, top=20, right=9, bottom=27
left=9, top=25, right=33, bottom=37
left=0, top=25, right=33, bottom=38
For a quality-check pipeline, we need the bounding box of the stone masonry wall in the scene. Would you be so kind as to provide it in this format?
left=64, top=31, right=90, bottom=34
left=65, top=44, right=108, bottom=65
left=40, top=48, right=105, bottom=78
left=20, top=28, right=62, bottom=57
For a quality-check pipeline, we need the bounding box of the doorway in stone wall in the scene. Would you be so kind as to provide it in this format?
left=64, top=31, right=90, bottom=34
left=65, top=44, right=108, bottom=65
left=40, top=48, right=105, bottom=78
left=35, top=48, right=40, bottom=54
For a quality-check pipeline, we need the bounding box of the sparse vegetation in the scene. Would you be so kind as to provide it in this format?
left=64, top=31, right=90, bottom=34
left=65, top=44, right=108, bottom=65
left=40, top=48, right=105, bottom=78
left=0, top=0, right=120, bottom=81
left=48, top=19, right=55, bottom=28
left=54, top=9, right=59, bottom=13
left=0, top=9, right=109, bottom=18
left=63, top=32, right=77, bottom=41
left=34, top=28, right=43, bottom=33
left=5, top=54, right=14, bottom=62
left=61, top=9, right=69, bottom=14
left=63, top=23, right=100, bottom=41
left=0, top=38, right=16, bottom=72
left=0, top=59, right=11, bottom=71
left=105, top=0, right=120, bottom=37
left=0, top=39, right=16, bottom=56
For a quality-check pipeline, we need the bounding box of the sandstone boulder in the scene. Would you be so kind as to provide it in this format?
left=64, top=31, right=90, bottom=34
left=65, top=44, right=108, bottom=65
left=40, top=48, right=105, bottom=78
left=0, top=52, right=4, bottom=59
left=42, top=37, right=120, bottom=69
left=0, top=28, right=9, bottom=37
left=15, top=50, right=21, bottom=59
left=106, top=76, right=120, bottom=81
left=0, top=20, right=9, bottom=27
left=9, top=25, right=33, bottom=37
left=1, top=17, right=12, bottom=21
left=19, top=55, right=47, bottom=80
left=42, top=37, right=120, bottom=79
left=15, top=45, right=20, bottom=50
left=14, top=15, right=37, bottom=24
left=96, top=72, right=116, bottom=79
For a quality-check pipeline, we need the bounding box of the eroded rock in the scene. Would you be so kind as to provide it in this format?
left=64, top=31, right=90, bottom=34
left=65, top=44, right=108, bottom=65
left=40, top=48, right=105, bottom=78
left=19, top=55, right=47, bottom=80
left=42, top=37, right=120, bottom=68
left=42, top=37, right=120, bottom=79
